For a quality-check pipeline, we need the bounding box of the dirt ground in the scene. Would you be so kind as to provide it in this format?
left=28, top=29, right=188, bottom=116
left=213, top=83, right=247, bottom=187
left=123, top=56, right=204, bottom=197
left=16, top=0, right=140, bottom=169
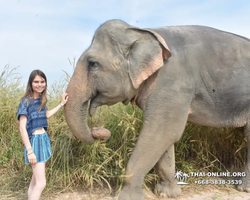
left=1, top=185, right=250, bottom=200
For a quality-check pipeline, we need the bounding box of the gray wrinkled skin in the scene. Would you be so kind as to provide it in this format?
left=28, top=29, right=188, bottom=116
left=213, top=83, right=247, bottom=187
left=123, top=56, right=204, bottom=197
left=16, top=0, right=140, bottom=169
left=64, top=20, right=250, bottom=200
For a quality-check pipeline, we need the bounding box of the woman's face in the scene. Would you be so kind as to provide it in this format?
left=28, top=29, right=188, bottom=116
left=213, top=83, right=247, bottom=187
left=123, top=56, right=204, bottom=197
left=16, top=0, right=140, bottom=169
left=32, top=75, right=46, bottom=97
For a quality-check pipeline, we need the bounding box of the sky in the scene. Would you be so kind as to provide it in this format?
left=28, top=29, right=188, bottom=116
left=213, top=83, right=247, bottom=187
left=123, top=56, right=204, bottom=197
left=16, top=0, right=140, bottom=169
left=1, top=0, right=250, bottom=87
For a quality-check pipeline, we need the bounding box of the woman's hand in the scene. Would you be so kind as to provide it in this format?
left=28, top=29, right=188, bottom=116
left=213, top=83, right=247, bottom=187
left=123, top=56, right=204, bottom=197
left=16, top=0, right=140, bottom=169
left=28, top=152, right=37, bottom=164
left=61, top=93, right=68, bottom=106
left=47, top=93, right=69, bottom=118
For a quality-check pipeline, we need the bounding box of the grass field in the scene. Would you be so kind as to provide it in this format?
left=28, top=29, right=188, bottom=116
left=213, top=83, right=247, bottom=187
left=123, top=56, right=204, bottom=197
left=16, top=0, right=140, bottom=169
left=0, top=65, right=247, bottom=194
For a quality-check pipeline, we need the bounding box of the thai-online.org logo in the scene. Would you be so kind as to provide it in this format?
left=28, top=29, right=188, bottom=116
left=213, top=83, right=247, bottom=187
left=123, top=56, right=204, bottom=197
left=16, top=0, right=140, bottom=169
left=175, top=170, right=189, bottom=185
left=175, top=170, right=246, bottom=185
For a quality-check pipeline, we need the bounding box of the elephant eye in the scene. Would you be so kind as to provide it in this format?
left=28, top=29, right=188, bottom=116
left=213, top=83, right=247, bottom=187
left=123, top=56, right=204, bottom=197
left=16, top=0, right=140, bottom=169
left=88, top=60, right=98, bottom=70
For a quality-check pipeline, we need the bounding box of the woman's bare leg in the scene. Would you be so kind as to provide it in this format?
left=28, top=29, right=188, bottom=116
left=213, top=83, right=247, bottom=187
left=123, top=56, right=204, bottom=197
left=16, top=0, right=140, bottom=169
left=28, top=174, right=36, bottom=197
left=28, top=162, right=46, bottom=200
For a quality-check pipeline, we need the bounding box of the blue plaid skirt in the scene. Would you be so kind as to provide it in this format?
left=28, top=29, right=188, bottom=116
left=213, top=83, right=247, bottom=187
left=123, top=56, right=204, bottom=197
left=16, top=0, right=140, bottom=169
left=24, top=132, right=52, bottom=165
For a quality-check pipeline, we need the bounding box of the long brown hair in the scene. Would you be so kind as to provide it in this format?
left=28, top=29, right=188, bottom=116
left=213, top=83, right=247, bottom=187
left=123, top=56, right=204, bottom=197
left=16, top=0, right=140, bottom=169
left=21, top=69, right=47, bottom=111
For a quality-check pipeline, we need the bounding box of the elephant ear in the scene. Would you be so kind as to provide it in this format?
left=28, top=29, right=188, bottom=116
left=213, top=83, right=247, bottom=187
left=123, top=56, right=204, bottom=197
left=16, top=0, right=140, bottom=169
left=127, top=28, right=171, bottom=89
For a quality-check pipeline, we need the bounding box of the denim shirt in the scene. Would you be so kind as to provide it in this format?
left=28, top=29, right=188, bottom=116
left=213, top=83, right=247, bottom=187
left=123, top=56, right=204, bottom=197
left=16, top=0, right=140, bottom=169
left=17, top=97, right=48, bottom=138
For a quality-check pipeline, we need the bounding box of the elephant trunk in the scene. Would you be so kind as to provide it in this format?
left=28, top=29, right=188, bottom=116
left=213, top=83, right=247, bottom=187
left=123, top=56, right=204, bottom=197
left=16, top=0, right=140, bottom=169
left=64, top=65, right=96, bottom=145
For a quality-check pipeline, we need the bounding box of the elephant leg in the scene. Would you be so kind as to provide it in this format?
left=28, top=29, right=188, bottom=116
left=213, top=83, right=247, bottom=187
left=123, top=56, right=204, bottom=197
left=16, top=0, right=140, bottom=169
left=118, top=97, right=191, bottom=200
left=154, top=144, right=181, bottom=198
left=237, top=123, right=250, bottom=192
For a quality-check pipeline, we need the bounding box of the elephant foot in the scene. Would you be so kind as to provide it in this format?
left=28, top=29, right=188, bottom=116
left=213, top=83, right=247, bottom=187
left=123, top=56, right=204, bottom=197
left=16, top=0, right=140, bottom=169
left=237, top=185, right=250, bottom=193
left=118, top=186, right=145, bottom=200
left=154, top=181, right=181, bottom=198
left=237, top=177, right=250, bottom=193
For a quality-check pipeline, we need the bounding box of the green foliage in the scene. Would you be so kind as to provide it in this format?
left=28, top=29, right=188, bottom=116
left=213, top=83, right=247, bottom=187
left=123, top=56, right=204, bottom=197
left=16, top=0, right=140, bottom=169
left=0, top=65, right=247, bottom=193
left=175, top=125, right=247, bottom=173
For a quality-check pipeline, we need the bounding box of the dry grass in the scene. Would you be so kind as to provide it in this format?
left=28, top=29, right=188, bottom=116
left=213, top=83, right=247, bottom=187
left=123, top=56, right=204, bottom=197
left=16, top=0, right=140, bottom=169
left=0, top=65, right=247, bottom=196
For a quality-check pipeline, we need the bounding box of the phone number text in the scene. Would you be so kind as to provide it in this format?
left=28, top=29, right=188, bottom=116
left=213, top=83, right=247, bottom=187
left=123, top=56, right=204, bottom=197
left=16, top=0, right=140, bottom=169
left=194, top=179, right=242, bottom=185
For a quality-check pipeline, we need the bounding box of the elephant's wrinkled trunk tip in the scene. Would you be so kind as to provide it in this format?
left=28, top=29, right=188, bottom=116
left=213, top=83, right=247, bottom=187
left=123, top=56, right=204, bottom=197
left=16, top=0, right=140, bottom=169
left=91, top=127, right=111, bottom=140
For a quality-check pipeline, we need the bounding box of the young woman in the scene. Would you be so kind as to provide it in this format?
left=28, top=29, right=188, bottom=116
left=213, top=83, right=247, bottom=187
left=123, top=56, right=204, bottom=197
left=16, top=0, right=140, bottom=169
left=17, top=70, right=68, bottom=200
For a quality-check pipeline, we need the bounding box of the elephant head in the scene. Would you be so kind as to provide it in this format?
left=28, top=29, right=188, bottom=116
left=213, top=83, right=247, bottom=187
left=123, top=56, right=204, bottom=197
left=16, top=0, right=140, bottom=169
left=64, top=20, right=171, bottom=144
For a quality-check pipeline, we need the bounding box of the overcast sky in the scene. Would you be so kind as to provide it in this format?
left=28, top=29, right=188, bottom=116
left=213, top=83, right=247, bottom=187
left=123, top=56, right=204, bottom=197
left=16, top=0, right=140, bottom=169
left=1, top=0, right=250, bottom=87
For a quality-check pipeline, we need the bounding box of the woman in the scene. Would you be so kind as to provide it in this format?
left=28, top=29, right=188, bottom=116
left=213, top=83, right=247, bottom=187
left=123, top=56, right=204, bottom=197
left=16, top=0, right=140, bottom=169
left=17, top=69, right=68, bottom=200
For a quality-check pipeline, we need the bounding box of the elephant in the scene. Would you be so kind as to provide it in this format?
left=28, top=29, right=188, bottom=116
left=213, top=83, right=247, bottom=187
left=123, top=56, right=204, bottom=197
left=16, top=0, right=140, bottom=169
left=64, top=19, right=250, bottom=200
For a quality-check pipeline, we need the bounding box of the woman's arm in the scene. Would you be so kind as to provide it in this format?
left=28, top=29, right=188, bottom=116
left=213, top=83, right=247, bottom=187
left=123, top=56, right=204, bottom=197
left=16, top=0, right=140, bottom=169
left=19, top=115, right=37, bottom=164
left=46, top=93, right=68, bottom=119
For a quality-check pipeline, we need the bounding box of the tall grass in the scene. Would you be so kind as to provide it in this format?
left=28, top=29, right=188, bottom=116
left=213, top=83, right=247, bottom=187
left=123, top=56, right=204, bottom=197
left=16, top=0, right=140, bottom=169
left=0, top=65, right=247, bottom=195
